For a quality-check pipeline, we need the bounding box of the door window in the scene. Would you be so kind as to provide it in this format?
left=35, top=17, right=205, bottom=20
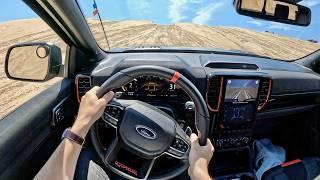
left=0, top=1, right=67, bottom=119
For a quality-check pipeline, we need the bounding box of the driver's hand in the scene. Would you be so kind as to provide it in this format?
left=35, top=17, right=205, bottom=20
left=188, top=133, right=214, bottom=180
left=71, top=86, right=114, bottom=138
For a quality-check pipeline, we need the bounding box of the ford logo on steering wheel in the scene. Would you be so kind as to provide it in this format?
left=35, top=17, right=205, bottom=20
left=135, top=125, right=158, bottom=140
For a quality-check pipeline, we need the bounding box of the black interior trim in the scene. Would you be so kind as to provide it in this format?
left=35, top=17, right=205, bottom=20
left=0, top=79, right=73, bottom=179
left=256, top=104, right=319, bottom=120
left=271, top=91, right=320, bottom=98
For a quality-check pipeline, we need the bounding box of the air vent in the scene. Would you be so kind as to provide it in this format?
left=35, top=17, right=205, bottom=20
left=206, top=77, right=224, bottom=112
left=258, top=78, right=272, bottom=111
left=76, top=75, right=92, bottom=103
left=205, top=62, right=259, bottom=70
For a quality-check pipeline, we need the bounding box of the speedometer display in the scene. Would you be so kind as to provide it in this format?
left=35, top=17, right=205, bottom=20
left=116, top=76, right=188, bottom=100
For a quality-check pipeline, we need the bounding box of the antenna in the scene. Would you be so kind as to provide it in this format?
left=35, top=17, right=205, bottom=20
left=93, top=0, right=111, bottom=50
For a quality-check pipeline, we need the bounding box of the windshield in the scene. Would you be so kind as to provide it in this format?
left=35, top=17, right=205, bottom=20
left=78, top=0, right=320, bottom=61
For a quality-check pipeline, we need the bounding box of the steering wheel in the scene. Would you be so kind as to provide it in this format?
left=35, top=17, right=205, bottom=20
left=90, top=65, right=210, bottom=180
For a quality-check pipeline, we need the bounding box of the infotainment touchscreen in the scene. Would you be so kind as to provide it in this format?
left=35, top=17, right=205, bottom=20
left=224, top=79, right=260, bottom=103
left=222, top=79, right=260, bottom=129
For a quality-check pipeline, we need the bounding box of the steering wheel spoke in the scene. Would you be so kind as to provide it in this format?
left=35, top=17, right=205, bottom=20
left=166, top=123, right=191, bottom=160
left=102, top=104, right=124, bottom=128
left=104, top=137, right=157, bottom=179
left=102, top=99, right=140, bottom=128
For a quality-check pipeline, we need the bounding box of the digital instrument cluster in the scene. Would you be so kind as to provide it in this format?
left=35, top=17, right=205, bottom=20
left=116, top=76, right=189, bottom=100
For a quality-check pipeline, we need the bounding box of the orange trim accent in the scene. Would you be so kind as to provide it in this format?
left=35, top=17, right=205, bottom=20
left=220, top=123, right=225, bottom=129
left=170, top=71, right=181, bottom=83
left=206, top=77, right=224, bottom=112
left=258, top=79, right=272, bottom=111
left=281, top=159, right=301, bottom=167
left=75, top=76, right=81, bottom=103
left=75, top=75, right=91, bottom=103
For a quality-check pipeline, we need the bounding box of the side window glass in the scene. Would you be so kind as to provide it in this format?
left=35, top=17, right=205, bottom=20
left=0, top=2, right=67, bottom=119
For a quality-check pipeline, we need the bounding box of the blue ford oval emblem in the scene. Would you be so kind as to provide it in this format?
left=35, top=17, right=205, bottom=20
left=135, top=125, right=157, bottom=140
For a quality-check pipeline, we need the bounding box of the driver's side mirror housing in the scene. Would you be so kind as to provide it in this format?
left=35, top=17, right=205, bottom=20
left=5, top=42, right=63, bottom=82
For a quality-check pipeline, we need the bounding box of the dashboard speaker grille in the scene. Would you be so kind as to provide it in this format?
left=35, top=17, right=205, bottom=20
left=205, top=62, right=259, bottom=70
left=258, top=78, right=272, bottom=110
left=206, top=77, right=224, bottom=112
left=76, top=75, right=92, bottom=103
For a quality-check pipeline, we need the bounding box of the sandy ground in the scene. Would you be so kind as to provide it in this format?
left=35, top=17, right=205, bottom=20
left=88, top=19, right=320, bottom=60
left=0, top=18, right=319, bottom=118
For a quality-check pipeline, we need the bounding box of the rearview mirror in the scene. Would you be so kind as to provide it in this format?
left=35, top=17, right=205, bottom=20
left=5, top=42, right=63, bottom=81
left=233, top=0, right=311, bottom=26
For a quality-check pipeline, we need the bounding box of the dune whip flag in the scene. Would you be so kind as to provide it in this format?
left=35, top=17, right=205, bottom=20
left=91, top=0, right=111, bottom=49
left=93, top=1, right=99, bottom=16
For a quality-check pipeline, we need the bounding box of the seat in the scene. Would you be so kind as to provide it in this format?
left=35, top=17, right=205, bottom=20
left=262, top=157, right=320, bottom=180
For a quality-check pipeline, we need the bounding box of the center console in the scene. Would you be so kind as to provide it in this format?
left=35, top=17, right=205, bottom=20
left=215, top=78, right=260, bottom=149
left=206, top=73, right=272, bottom=179
left=207, top=74, right=272, bottom=150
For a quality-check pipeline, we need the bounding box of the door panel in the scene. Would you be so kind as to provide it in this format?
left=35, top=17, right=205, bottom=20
left=0, top=78, right=76, bottom=179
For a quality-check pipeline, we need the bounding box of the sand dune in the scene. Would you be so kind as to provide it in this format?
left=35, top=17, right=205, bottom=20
left=0, top=18, right=319, bottom=118
left=88, top=19, right=320, bottom=60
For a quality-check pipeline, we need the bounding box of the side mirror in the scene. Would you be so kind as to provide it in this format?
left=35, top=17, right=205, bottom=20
left=233, top=0, right=311, bottom=26
left=5, top=42, right=63, bottom=81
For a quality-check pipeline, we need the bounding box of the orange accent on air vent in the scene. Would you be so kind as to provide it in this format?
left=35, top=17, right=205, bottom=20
left=258, top=79, right=272, bottom=111
left=206, top=77, right=224, bottom=112
left=75, top=75, right=91, bottom=103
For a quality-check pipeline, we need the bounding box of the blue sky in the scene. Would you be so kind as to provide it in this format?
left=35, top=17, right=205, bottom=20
left=0, top=0, right=37, bottom=22
left=1, top=0, right=319, bottom=41
left=77, top=0, right=320, bottom=41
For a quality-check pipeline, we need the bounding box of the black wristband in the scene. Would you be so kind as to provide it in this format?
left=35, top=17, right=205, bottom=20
left=61, top=128, right=84, bottom=146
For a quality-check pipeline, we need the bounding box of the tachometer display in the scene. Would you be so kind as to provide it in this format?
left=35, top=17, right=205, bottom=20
left=121, top=79, right=138, bottom=93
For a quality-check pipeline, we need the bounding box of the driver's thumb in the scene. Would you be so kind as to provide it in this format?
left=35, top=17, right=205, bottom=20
left=102, top=91, right=114, bottom=102
left=190, top=133, right=198, bottom=145
left=98, top=91, right=114, bottom=107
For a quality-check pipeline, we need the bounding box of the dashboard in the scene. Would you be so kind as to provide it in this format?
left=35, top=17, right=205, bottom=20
left=75, top=52, right=320, bottom=150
